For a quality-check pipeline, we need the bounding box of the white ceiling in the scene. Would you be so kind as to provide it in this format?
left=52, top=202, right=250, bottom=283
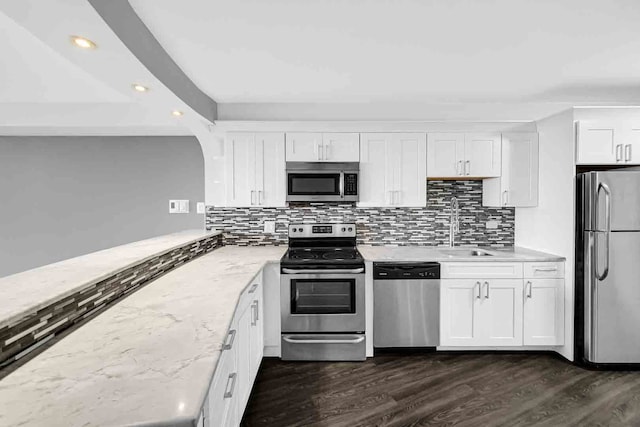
left=0, top=10, right=129, bottom=104
left=131, top=0, right=640, bottom=105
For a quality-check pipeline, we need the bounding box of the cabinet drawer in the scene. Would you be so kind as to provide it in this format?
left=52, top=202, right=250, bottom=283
left=523, top=262, right=564, bottom=278
left=441, top=262, right=523, bottom=279
left=206, top=345, right=237, bottom=427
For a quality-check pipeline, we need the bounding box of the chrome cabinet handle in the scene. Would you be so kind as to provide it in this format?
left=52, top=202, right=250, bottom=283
left=257, top=190, right=263, bottom=205
left=318, top=142, right=323, bottom=160
left=484, top=281, right=490, bottom=299
left=476, top=281, right=482, bottom=299
left=526, top=281, right=532, bottom=298
left=250, top=190, right=256, bottom=205
left=251, top=301, right=258, bottom=326
left=596, top=182, right=611, bottom=281
left=626, top=144, right=632, bottom=162
left=222, top=329, right=236, bottom=350
left=465, top=160, right=470, bottom=176
left=502, top=190, right=508, bottom=206
left=457, top=160, right=463, bottom=175
left=394, top=190, right=401, bottom=205
left=387, top=190, right=393, bottom=205
left=616, top=144, right=623, bottom=162
left=223, top=373, right=237, bottom=398
left=248, top=283, right=258, bottom=294
left=533, top=266, right=558, bottom=272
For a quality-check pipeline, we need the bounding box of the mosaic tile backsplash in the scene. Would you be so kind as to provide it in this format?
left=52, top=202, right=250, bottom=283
left=206, top=180, right=515, bottom=247
left=0, top=234, right=222, bottom=367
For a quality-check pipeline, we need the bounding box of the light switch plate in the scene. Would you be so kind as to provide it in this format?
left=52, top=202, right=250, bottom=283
left=486, top=220, right=499, bottom=229
left=196, top=202, right=205, bottom=214
left=264, top=221, right=276, bottom=234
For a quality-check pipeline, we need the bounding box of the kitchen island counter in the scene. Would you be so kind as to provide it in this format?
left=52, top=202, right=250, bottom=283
left=0, top=246, right=285, bottom=427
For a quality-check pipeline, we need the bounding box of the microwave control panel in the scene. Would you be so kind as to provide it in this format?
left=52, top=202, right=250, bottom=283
left=344, top=173, right=358, bottom=196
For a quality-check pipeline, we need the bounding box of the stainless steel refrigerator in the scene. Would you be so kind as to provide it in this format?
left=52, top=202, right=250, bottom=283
left=578, top=170, right=640, bottom=365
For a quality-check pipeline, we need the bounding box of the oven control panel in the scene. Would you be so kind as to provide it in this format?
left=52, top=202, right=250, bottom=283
left=289, top=223, right=356, bottom=238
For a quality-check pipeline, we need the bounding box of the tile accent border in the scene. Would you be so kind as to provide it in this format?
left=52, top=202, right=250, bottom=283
left=206, top=180, right=515, bottom=247
left=0, top=234, right=222, bottom=368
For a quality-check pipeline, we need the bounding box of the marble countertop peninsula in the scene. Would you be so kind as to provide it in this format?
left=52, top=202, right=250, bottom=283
left=0, top=246, right=286, bottom=427
left=358, top=245, right=565, bottom=262
left=0, top=230, right=219, bottom=329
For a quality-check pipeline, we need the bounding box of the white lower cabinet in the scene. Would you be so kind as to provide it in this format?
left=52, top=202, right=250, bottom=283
left=204, top=275, right=264, bottom=427
left=523, top=278, right=564, bottom=345
left=440, top=261, right=564, bottom=348
left=440, top=279, right=522, bottom=346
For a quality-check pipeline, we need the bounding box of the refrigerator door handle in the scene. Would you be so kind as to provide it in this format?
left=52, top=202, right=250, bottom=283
left=595, top=182, right=611, bottom=281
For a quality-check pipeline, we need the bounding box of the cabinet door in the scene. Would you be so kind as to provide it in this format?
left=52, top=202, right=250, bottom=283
left=323, top=133, right=360, bottom=162
left=255, top=133, right=286, bottom=207
left=249, top=283, right=264, bottom=380
left=464, top=133, right=501, bottom=178
left=393, top=133, right=427, bottom=206
left=427, top=133, right=465, bottom=177
left=483, top=133, right=538, bottom=207
left=523, top=278, right=564, bottom=346
left=205, top=331, right=237, bottom=427
left=285, top=132, right=322, bottom=162
left=624, top=126, right=640, bottom=164
left=440, top=280, right=482, bottom=346
left=225, top=133, right=256, bottom=207
left=359, top=133, right=394, bottom=206
left=478, top=279, right=523, bottom=346
left=236, top=302, right=253, bottom=415
left=576, top=121, right=618, bottom=164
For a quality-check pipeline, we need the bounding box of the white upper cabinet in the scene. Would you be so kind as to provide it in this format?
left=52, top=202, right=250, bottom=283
left=285, top=132, right=359, bottom=162
left=225, top=132, right=286, bottom=207
left=359, top=133, right=426, bottom=207
left=322, top=133, right=360, bottom=162
left=576, top=120, right=640, bottom=165
left=427, top=133, right=501, bottom=178
left=483, top=132, right=539, bottom=207
left=285, top=132, right=322, bottom=162
left=426, top=133, right=464, bottom=177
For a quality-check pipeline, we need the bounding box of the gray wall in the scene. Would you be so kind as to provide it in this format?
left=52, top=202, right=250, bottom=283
left=0, top=135, right=204, bottom=277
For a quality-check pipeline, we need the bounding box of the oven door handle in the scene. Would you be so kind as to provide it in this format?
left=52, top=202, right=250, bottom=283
left=282, top=268, right=365, bottom=274
left=282, top=336, right=365, bottom=344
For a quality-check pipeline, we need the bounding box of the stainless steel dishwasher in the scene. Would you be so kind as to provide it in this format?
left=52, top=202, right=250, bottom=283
left=373, top=262, right=440, bottom=348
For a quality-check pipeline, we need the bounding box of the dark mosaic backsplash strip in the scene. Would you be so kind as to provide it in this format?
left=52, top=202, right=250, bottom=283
left=0, top=235, right=222, bottom=367
left=206, top=181, right=514, bottom=247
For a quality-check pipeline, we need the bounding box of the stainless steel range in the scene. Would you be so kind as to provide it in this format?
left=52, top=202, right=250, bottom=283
left=280, top=223, right=366, bottom=361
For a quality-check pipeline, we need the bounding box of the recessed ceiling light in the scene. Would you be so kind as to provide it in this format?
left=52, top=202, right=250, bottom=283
left=70, top=35, right=96, bottom=49
left=171, top=110, right=184, bottom=117
left=132, top=84, right=149, bottom=93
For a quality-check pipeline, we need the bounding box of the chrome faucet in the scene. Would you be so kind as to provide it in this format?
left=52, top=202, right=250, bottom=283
left=449, top=197, right=459, bottom=247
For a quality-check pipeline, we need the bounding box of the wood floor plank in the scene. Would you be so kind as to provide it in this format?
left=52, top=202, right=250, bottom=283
left=242, top=353, right=640, bottom=427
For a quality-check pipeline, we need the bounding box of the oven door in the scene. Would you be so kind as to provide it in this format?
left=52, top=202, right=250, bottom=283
left=281, top=272, right=365, bottom=333
left=286, top=171, right=343, bottom=202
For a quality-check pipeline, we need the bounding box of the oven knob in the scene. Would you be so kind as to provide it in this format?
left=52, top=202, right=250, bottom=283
left=341, top=227, right=346, bottom=232
left=348, top=227, right=353, bottom=231
left=292, top=228, right=297, bottom=232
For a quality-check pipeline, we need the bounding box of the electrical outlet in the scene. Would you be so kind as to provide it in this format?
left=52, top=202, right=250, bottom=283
left=264, top=221, right=276, bottom=234
left=486, top=220, right=499, bottom=229
left=196, top=202, right=205, bottom=214
left=169, top=200, right=189, bottom=214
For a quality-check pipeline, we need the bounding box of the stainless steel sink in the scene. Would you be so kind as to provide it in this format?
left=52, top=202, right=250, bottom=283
left=440, top=249, right=494, bottom=257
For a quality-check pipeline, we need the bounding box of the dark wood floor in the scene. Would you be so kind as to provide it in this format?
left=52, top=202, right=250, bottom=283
left=242, top=352, right=640, bottom=427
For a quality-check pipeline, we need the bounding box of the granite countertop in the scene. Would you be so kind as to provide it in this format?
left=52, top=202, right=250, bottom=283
left=0, top=246, right=286, bottom=427
left=358, top=245, right=565, bottom=262
left=0, top=230, right=220, bottom=329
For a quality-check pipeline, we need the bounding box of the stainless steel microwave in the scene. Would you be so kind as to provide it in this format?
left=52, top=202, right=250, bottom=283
left=286, top=162, right=359, bottom=202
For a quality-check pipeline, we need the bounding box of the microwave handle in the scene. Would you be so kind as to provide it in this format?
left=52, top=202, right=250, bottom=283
left=339, top=172, right=345, bottom=198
